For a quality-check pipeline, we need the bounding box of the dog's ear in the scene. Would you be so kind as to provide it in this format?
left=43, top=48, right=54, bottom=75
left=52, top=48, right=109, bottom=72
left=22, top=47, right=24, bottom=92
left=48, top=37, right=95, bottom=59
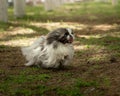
left=47, top=30, right=60, bottom=44
left=46, top=28, right=73, bottom=44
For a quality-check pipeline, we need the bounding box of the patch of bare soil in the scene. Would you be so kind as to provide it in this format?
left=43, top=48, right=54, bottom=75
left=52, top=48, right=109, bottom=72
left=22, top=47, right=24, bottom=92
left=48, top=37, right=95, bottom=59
left=0, top=46, right=25, bottom=73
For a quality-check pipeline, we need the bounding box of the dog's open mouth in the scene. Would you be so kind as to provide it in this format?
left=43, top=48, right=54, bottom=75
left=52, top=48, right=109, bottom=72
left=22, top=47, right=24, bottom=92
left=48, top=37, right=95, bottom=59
left=68, top=37, right=73, bottom=43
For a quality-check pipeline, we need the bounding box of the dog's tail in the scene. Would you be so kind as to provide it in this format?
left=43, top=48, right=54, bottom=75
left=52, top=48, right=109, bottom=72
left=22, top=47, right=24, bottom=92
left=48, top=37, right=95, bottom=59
left=21, top=36, right=46, bottom=61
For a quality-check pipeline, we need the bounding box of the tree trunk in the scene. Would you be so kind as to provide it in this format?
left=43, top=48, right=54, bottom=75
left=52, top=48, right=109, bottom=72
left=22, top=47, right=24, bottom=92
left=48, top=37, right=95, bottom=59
left=54, top=0, right=63, bottom=8
left=69, top=0, right=75, bottom=3
left=0, top=0, right=8, bottom=22
left=44, top=0, right=62, bottom=11
left=44, top=0, right=55, bottom=11
left=62, top=0, right=75, bottom=4
left=33, top=0, right=38, bottom=6
left=112, top=0, right=118, bottom=6
left=14, top=0, right=26, bottom=17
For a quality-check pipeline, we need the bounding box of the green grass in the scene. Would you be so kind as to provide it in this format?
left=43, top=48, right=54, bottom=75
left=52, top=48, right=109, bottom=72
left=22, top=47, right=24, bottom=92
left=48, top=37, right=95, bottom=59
left=55, top=79, right=99, bottom=96
left=11, top=85, right=48, bottom=96
left=56, top=87, right=83, bottom=96
left=7, top=74, right=50, bottom=83
left=76, top=36, right=120, bottom=51
left=102, top=77, right=111, bottom=87
left=0, top=22, right=13, bottom=32
left=1, top=1, right=120, bottom=31
left=62, top=72, right=73, bottom=77
left=0, top=73, right=51, bottom=95
left=75, top=79, right=98, bottom=88
left=20, top=67, right=40, bottom=75
left=6, top=1, right=120, bottom=22
left=64, top=2, right=116, bottom=15
left=0, top=69, right=104, bottom=96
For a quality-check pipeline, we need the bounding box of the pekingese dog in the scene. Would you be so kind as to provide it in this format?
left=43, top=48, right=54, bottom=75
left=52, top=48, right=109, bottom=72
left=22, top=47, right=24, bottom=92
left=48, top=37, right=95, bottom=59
left=21, top=28, right=74, bottom=69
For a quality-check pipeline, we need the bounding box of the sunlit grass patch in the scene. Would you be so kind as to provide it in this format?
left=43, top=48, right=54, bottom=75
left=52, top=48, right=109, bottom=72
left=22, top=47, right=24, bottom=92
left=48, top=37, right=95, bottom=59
left=0, top=23, right=49, bottom=47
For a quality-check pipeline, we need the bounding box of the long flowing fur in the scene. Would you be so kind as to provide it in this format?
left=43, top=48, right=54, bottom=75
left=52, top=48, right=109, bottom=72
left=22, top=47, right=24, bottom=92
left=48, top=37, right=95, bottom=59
left=21, top=28, right=74, bottom=68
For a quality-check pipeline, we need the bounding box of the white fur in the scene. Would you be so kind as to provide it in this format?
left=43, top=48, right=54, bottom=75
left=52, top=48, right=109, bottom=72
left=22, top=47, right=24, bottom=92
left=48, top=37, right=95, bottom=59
left=21, top=36, right=74, bottom=68
left=67, top=28, right=72, bottom=33
left=67, top=28, right=75, bottom=40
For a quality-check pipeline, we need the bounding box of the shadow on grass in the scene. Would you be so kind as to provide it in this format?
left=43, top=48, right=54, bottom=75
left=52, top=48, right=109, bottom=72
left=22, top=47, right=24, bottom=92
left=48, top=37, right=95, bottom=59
left=14, top=13, right=120, bottom=24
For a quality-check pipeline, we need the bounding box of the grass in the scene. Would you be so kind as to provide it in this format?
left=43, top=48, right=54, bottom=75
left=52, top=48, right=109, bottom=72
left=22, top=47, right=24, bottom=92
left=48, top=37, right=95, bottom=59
left=1, top=1, right=120, bottom=31
left=0, top=73, right=51, bottom=96
left=0, top=22, right=12, bottom=32
left=56, top=87, right=83, bottom=96
left=75, top=79, right=98, bottom=88
left=55, top=79, right=100, bottom=96
left=0, top=69, right=101, bottom=96
left=76, top=36, right=120, bottom=51
left=0, top=1, right=120, bottom=96
left=6, top=1, right=120, bottom=23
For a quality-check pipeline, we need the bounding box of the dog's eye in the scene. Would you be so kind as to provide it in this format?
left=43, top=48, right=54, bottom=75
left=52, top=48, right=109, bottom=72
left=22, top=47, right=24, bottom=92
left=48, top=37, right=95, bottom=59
left=64, top=32, right=69, bottom=36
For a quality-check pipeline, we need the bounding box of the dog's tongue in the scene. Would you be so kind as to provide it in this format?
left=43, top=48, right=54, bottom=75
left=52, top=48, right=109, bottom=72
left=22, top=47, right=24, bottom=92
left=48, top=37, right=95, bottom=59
left=69, top=37, right=73, bottom=43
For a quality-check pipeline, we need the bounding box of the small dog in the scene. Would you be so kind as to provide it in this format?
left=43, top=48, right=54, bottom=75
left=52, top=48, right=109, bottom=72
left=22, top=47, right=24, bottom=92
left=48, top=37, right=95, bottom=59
left=21, top=28, right=74, bottom=69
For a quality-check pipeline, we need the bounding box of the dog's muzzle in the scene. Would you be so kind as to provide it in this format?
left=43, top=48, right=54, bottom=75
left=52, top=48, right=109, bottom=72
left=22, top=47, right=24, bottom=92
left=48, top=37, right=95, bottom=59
left=67, top=35, right=74, bottom=43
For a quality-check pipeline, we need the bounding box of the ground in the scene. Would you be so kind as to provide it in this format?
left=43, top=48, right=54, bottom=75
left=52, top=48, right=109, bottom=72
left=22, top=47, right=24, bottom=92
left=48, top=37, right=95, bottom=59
left=0, top=2, right=120, bottom=96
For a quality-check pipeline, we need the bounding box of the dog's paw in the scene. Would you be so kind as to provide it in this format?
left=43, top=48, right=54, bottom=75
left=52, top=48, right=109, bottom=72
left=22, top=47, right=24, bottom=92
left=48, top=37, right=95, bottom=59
left=25, top=62, right=34, bottom=66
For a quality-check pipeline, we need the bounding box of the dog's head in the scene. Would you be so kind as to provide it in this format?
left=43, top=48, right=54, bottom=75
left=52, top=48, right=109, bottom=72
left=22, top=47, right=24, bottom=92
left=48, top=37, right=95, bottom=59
left=47, top=28, right=74, bottom=45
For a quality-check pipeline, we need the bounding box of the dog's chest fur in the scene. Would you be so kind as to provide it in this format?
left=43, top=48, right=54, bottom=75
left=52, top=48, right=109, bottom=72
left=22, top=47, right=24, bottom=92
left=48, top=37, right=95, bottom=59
left=39, top=42, right=74, bottom=68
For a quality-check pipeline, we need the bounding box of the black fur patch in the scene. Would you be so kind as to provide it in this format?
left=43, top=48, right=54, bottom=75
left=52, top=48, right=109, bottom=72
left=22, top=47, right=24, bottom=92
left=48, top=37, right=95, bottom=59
left=46, top=28, right=70, bottom=45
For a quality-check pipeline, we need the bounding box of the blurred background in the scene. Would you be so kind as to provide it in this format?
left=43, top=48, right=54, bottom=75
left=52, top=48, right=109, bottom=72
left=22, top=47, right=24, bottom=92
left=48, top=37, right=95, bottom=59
left=1, top=0, right=120, bottom=23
